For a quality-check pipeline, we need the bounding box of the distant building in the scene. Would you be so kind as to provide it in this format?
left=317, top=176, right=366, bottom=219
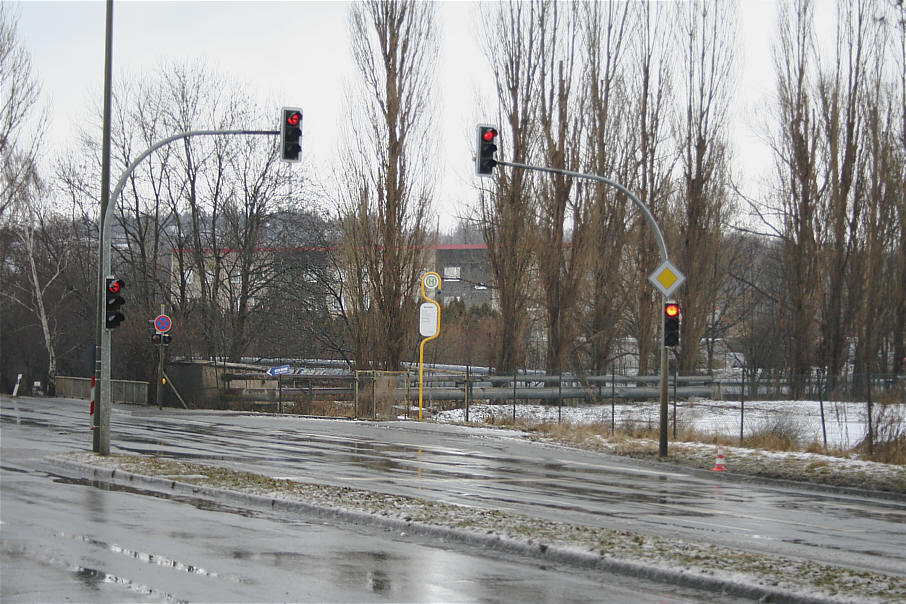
left=425, top=244, right=495, bottom=309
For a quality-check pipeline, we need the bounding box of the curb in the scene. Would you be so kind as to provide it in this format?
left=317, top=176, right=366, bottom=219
left=46, top=456, right=841, bottom=604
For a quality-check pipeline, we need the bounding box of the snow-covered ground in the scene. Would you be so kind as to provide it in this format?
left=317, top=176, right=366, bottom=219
left=435, top=399, right=906, bottom=451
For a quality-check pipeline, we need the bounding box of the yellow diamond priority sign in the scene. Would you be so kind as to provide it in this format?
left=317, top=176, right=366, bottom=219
left=649, top=260, right=686, bottom=297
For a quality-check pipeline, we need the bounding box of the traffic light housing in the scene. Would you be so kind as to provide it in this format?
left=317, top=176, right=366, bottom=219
left=476, top=124, right=499, bottom=176
left=280, top=107, right=302, bottom=162
left=664, top=302, right=680, bottom=347
left=151, top=332, right=172, bottom=345
left=105, top=278, right=125, bottom=329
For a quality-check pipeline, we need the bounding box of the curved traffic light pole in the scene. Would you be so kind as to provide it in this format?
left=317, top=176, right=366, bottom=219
left=94, top=129, right=277, bottom=454
left=496, top=160, right=673, bottom=458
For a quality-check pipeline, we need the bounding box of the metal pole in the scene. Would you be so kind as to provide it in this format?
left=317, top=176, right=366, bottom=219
left=611, top=365, right=615, bottom=435
left=866, top=361, right=873, bottom=457
left=513, top=371, right=517, bottom=423
left=672, top=358, right=677, bottom=440
left=819, top=369, right=827, bottom=449
left=465, top=365, right=471, bottom=423
left=156, top=303, right=164, bottom=410
left=156, top=340, right=163, bottom=410
left=659, top=307, right=669, bottom=457
left=740, top=365, right=745, bottom=443
left=94, top=0, right=114, bottom=455
left=498, top=161, right=668, bottom=261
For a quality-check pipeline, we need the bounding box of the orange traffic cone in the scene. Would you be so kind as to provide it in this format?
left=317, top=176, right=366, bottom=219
left=711, top=444, right=727, bottom=471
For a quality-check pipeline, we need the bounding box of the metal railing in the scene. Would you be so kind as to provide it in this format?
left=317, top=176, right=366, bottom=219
left=56, top=376, right=149, bottom=405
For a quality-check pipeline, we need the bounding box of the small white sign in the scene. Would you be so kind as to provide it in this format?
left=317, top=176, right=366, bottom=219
left=419, top=303, right=439, bottom=338
left=648, top=260, right=686, bottom=297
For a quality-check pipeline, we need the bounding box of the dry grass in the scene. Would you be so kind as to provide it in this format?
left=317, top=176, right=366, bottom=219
left=855, top=405, right=906, bottom=465
left=522, top=420, right=906, bottom=493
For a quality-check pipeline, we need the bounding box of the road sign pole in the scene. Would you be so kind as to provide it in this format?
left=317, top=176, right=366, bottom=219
left=93, top=0, right=114, bottom=454
left=156, top=305, right=165, bottom=410
left=157, top=338, right=164, bottom=410
left=496, top=160, right=678, bottom=457
left=659, top=305, right=669, bottom=457
left=418, top=273, right=442, bottom=420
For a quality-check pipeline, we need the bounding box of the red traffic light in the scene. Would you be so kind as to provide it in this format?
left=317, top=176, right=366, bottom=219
left=482, top=128, right=498, bottom=142
left=107, top=279, right=124, bottom=294
left=665, top=303, right=679, bottom=317
left=286, top=111, right=301, bottom=126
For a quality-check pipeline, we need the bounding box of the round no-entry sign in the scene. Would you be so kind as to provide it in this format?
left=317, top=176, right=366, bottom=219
left=154, top=314, right=172, bottom=333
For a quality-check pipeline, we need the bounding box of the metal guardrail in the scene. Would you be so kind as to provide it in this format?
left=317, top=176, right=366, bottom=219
left=402, top=385, right=713, bottom=401
left=56, top=376, right=149, bottom=405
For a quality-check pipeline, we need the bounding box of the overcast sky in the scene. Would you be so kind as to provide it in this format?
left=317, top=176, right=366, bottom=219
left=10, top=0, right=825, bottom=230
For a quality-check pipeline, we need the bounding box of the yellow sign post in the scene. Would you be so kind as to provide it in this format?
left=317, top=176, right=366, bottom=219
left=418, top=272, right=442, bottom=420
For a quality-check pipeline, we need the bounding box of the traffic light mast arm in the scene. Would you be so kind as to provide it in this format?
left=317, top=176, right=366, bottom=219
left=95, top=128, right=278, bottom=455
left=495, top=160, right=669, bottom=263
left=100, top=129, right=278, bottom=293
left=495, top=158, right=673, bottom=458
left=103, top=128, right=278, bottom=261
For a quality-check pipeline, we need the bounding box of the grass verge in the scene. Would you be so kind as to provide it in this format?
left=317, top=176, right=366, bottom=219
left=476, top=421, right=906, bottom=494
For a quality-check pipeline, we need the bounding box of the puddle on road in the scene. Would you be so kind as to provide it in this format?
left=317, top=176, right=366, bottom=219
left=71, top=564, right=187, bottom=603
left=56, top=528, right=247, bottom=582
left=0, top=413, right=53, bottom=428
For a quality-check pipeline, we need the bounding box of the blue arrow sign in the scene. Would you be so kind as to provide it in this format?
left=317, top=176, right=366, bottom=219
left=266, top=364, right=291, bottom=377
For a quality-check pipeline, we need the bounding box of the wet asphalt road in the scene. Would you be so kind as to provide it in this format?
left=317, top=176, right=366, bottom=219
left=2, top=395, right=904, bottom=600
left=1, top=395, right=745, bottom=603
left=101, top=400, right=903, bottom=575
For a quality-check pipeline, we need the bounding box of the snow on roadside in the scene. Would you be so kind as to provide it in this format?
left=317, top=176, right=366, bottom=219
left=435, top=399, right=905, bottom=450
left=434, top=401, right=906, bottom=493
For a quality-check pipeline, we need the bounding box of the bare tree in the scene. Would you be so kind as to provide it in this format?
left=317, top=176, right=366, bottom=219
left=673, top=0, right=737, bottom=373
left=1, top=160, right=80, bottom=395
left=0, top=4, right=73, bottom=393
left=769, top=0, right=823, bottom=396
left=532, top=1, right=592, bottom=374
left=815, top=0, right=875, bottom=386
left=579, top=0, right=632, bottom=373
left=1, top=3, right=41, bottom=220
left=478, top=0, right=543, bottom=374
left=853, top=0, right=905, bottom=379
left=338, top=0, right=437, bottom=370
left=59, top=62, right=303, bottom=371
left=891, top=0, right=906, bottom=377
left=625, top=1, right=676, bottom=376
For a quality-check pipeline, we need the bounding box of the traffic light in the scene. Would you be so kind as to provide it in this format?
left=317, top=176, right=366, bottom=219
left=280, top=107, right=302, bottom=162
left=150, top=332, right=171, bottom=345
left=105, top=278, right=125, bottom=329
left=664, top=302, right=680, bottom=347
left=476, top=124, right=499, bottom=176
